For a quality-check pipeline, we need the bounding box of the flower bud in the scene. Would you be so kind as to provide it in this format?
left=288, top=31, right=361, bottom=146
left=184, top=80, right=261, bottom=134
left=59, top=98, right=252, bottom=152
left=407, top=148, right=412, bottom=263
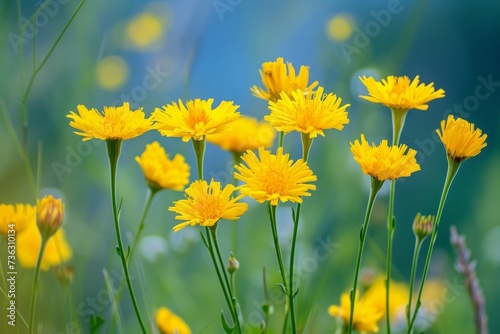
left=412, top=213, right=434, bottom=241
left=37, top=195, right=64, bottom=239
left=54, top=265, right=74, bottom=285
left=227, top=254, right=240, bottom=274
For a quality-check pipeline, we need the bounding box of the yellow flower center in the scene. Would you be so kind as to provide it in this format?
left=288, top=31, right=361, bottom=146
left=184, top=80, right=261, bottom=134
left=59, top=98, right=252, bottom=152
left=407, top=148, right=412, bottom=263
left=186, top=106, right=209, bottom=129
left=389, top=77, right=409, bottom=96
left=194, top=193, right=225, bottom=221
left=262, top=163, right=291, bottom=195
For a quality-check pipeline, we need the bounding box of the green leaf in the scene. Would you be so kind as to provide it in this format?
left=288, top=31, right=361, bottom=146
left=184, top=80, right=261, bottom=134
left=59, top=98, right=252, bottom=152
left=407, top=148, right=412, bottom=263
left=89, top=315, right=105, bottom=334
left=277, top=283, right=287, bottom=294
left=220, top=311, right=235, bottom=333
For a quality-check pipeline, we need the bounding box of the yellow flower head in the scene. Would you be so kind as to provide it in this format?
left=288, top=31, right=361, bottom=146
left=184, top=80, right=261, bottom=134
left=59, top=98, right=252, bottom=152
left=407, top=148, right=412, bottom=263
left=155, top=307, right=191, bottom=334
left=206, top=116, right=276, bottom=153
left=359, top=75, right=445, bottom=111
left=37, top=195, right=64, bottom=239
left=350, top=135, right=421, bottom=181
left=328, top=291, right=384, bottom=333
left=17, top=221, right=72, bottom=271
left=135, top=141, right=190, bottom=191
left=250, top=57, right=319, bottom=102
left=67, top=102, right=152, bottom=141
left=362, top=276, right=410, bottom=319
left=169, top=179, right=248, bottom=232
left=436, top=115, right=487, bottom=162
left=234, top=147, right=317, bottom=206
left=266, top=86, right=350, bottom=138
left=153, top=98, right=240, bottom=142
left=0, top=203, right=35, bottom=237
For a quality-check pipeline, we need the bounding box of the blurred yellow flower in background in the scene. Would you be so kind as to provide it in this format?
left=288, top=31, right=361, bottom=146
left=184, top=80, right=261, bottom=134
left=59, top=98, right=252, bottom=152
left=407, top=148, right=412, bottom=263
left=136, top=141, right=190, bottom=191
left=350, top=134, right=421, bottom=181
left=326, top=13, right=355, bottom=41
left=234, top=147, right=317, bottom=206
left=267, top=86, right=350, bottom=138
left=0, top=203, right=35, bottom=237
left=155, top=307, right=191, bottom=334
left=17, top=221, right=72, bottom=271
left=359, top=75, right=445, bottom=111
left=437, top=115, right=487, bottom=162
left=37, top=195, right=64, bottom=239
left=169, top=179, right=248, bottom=232
left=250, top=57, right=318, bottom=102
left=126, top=12, right=165, bottom=49
left=206, top=116, right=275, bottom=153
left=95, top=56, right=129, bottom=90
left=153, top=99, right=240, bottom=142
left=328, top=290, right=384, bottom=333
left=67, top=102, right=152, bottom=141
left=363, top=277, right=410, bottom=319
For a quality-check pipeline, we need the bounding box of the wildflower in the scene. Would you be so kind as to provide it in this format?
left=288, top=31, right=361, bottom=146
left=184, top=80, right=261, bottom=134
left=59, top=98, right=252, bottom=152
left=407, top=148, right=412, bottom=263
left=17, top=221, right=72, bottom=271
left=234, top=147, right=317, bottom=206
left=169, top=179, right=248, bottom=232
left=436, top=115, right=487, bottom=162
left=266, top=86, right=350, bottom=139
left=155, top=307, right=191, bottom=334
left=412, top=213, right=434, bottom=241
left=206, top=116, right=275, bottom=153
left=67, top=102, right=152, bottom=141
left=350, top=134, right=421, bottom=181
left=153, top=98, right=240, bottom=142
left=37, top=195, right=64, bottom=239
left=135, top=141, right=190, bottom=191
left=359, top=75, right=445, bottom=111
left=363, top=277, right=409, bottom=319
left=250, top=57, right=318, bottom=102
left=0, top=203, right=35, bottom=237
left=328, top=290, right=384, bottom=333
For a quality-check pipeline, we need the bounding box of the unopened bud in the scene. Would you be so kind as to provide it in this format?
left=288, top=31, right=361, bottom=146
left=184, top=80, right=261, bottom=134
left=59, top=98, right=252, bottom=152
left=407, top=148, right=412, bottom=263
left=37, top=195, right=64, bottom=239
left=54, top=265, right=74, bottom=285
left=412, top=213, right=434, bottom=241
left=227, top=254, right=240, bottom=274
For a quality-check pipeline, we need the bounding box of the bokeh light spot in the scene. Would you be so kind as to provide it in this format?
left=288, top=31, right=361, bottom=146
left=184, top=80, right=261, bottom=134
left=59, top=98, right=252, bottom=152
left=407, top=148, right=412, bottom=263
left=326, top=14, right=356, bottom=41
left=126, top=12, right=165, bottom=49
left=95, top=56, right=129, bottom=90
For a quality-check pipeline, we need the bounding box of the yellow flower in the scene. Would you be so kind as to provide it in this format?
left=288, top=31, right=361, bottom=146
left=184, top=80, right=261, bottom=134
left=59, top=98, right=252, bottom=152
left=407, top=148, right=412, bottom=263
left=126, top=12, right=165, bottom=49
left=0, top=203, right=35, bottom=237
left=135, top=141, right=190, bottom=191
left=436, top=115, right=487, bottom=162
left=266, top=86, right=350, bottom=138
left=67, top=102, right=152, bottom=141
left=328, top=291, right=384, bottom=333
left=234, top=147, right=317, bottom=206
left=206, top=116, right=275, bottom=153
left=363, top=277, right=410, bottom=319
left=153, top=98, right=240, bottom=142
left=37, top=195, right=64, bottom=239
left=169, top=179, right=248, bottom=232
left=359, top=75, right=445, bottom=111
left=17, top=221, right=72, bottom=271
left=155, top=307, right=191, bottom=334
left=350, top=134, right=421, bottom=181
left=250, top=57, right=319, bottom=102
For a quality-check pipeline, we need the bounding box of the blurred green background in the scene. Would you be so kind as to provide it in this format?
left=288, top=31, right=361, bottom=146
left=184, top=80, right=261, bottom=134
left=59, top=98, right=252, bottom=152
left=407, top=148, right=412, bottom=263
left=1, top=0, right=499, bottom=333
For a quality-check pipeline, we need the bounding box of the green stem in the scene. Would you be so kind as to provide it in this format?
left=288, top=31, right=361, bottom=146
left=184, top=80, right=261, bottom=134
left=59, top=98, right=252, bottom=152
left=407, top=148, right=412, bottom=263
left=210, top=226, right=241, bottom=333
left=267, top=203, right=290, bottom=333
left=406, top=238, right=423, bottom=327
left=278, top=131, right=284, bottom=148
left=385, top=108, right=407, bottom=333
left=114, top=188, right=157, bottom=306
left=106, top=140, right=147, bottom=334
left=288, top=204, right=300, bottom=334
left=407, top=157, right=460, bottom=333
left=28, top=238, right=48, bottom=334
left=204, top=227, right=240, bottom=332
left=348, top=177, right=383, bottom=334
left=192, top=138, right=205, bottom=180
left=231, top=152, right=242, bottom=255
